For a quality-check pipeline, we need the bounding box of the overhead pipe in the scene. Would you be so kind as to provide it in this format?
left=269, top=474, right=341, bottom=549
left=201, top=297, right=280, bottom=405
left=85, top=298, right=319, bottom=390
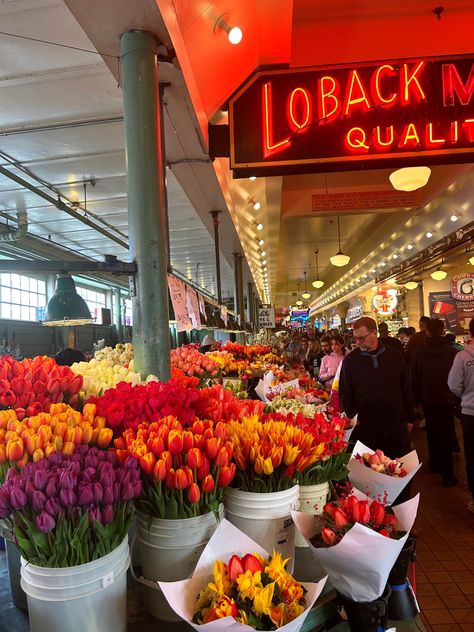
left=0, top=164, right=128, bottom=250
left=0, top=210, right=28, bottom=242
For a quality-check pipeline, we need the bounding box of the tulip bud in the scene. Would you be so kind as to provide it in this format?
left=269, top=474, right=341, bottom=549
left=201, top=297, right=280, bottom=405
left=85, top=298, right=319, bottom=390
left=35, top=511, right=56, bottom=533
left=201, top=474, right=215, bottom=494
left=321, top=527, right=338, bottom=546
left=174, top=468, right=189, bottom=490
left=62, top=441, right=75, bottom=456
left=97, top=428, right=113, bottom=449
left=10, top=487, right=28, bottom=510
left=182, top=431, right=194, bottom=453
left=32, top=490, right=47, bottom=513
left=167, top=430, right=183, bottom=455
left=102, top=504, right=114, bottom=525
left=187, top=482, right=200, bottom=504
left=187, top=448, right=203, bottom=470
left=197, top=455, right=210, bottom=481
left=140, top=452, right=156, bottom=477
left=6, top=437, right=24, bottom=462
left=217, top=463, right=236, bottom=487
left=214, top=446, right=229, bottom=468
left=370, top=501, right=386, bottom=527
left=334, top=508, right=350, bottom=528
left=153, top=459, right=167, bottom=481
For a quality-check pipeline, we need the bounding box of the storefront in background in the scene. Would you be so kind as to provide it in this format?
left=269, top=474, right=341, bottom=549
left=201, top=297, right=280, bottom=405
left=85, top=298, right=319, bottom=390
left=424, top=269, right=474, bottom=335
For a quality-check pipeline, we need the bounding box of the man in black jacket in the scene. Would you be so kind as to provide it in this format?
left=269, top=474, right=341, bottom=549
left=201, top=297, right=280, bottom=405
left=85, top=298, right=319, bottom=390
left=411, top=318, right=458, bottom=486
left=378, top=321, right=405, bottom=356
left=339, top=317, right=412, bottom=458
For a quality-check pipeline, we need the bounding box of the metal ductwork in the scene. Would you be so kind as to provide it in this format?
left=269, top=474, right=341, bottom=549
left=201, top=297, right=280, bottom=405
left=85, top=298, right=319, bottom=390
left=0, top=210, right=28, bottom=243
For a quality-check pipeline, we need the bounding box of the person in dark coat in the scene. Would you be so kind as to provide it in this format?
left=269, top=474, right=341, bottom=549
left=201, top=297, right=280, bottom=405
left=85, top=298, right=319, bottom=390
left=411, top=318, right=458, bottom=486
left=378, top=321, right=405, bottom=356
left=406, top=316, right=430, bottom=363
left=339, top=317, right=413, bottom=459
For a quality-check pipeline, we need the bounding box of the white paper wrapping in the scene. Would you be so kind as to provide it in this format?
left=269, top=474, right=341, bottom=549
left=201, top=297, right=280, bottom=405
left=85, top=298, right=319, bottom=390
left=255, top=370, right=299, bottom=404
left=292, top=493, right=419, bottom=602
left=344, top=415, right=357, bottom=443
left=347, top=441, right=421, bottom=505
left=158, top=519, right=327, bottom=631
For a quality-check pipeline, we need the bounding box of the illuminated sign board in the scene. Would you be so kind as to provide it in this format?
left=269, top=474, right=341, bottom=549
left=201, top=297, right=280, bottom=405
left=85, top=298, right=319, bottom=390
left=290, top=307, right=309, bottom=322
left=229, top=55, right=474, bottom=177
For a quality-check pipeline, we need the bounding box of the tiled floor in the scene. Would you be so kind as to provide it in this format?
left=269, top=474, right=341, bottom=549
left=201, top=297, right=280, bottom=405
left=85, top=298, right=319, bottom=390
left=411, top=423, right=474, bottom=631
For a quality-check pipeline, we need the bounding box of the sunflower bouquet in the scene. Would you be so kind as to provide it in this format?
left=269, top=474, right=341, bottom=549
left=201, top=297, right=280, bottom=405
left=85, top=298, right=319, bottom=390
left=193, top=550, right=306, bottom=629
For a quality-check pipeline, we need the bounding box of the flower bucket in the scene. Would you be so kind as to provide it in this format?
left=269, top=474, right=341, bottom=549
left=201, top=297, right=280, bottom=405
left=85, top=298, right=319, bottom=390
left=224, top=485, right=299, bottom=572
left=5, top=538, right=28, bottom=611
left=20, top=536, right=129, bottom=632
left=295, top=482, right=330, bottom=548
left=134, top=507, right=223, bottom=621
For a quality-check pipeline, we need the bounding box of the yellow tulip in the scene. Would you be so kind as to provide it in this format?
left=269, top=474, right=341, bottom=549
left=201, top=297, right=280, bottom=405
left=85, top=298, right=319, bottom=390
left=253, top=582, right=275, bottom=615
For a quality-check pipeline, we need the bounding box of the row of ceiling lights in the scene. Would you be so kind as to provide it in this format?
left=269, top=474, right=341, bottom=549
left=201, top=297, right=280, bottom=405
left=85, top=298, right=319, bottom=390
left=247, top=177, right=270, bottom=304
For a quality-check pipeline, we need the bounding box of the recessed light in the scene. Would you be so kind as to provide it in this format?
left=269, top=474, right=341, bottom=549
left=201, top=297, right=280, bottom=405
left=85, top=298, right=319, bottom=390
left=392, top=254, right=399, bottom=259
left=407, top=243, right=413, bottom=250
left=249, top=176, right=256, bottom=181
left=426, top=231, right=433, bottom=238
left=450, top=214, right=458, bottom=222
left=380, top=261, right=386, bottom=267
left=258, top=239, right=264, bottom=246
left=262, top=260, right=267, bottom=265
left=256, top=223, right=263, bottom=231
left=261, top=251, right=266, bottom=257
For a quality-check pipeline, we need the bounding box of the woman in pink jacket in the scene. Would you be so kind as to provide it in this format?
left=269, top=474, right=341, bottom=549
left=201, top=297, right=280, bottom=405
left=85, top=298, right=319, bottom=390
left=319, top=335, right=346, bottom=388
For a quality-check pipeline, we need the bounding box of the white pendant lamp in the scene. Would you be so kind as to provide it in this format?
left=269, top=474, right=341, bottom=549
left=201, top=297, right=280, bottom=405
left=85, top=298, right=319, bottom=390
left=312, top=250, right=324, bottom=288
left=389, top=166, right=431, bottom=191
left=330, top=216, right=351, bottom=267
left=431, top=269, right=447, bottom=281
left=301, top=271, right=311, bottom=300
left=405, top=281, right=418, bottom=290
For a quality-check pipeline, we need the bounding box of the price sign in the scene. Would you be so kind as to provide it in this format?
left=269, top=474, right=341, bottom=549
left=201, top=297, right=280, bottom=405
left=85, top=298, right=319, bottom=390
left=259, top=307, right=275, bottom=328
left=167, top=274, right=193, bottom=332
left=186, top=286, right=201, bottom=330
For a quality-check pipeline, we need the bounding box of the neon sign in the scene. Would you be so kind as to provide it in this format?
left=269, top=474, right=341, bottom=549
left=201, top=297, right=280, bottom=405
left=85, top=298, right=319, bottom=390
left=228, top=55, right=474, bottom=177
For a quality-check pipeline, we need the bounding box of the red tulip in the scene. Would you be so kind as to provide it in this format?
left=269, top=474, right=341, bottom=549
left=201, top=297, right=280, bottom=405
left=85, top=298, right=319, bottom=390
left=10, top=378, right=27, bottom=396
left=323, top=502, right=337, bottom=518
left=165, top=467, right=176, bottom=489
left=174, top=468, right=189, bottom=490
left=0, top=390, right=16, bottom=408
left=214, top=446, right=229, bottom=468
left=26, top=402, right=43, bottom=417
left=217, top=463, right=236, bottom=487
left=353, top=500, right=371, bottom=524
left=370, top=501, right=386, bottom=527
left=201, top=474, right=215, bottom=493
left=182, top=431, right=193, bottom=452
left=334, top=508, right=350, bottom=528
left=205, top=437, right=220, bottom=460
left=168, top=429, right=183, bottom=455
left=243, top=554, right=262, bottom=573
left=46, top=378, right=60, bottom=394
left=228, top=555, right=245, bottom=582
left=153, top=459, right=167, bottom=481
left=197, top=455, right=210, bottom=481
left=321, top=527, right=338, bottom=546
left=187, top=482, right=200, bottom=503
left=187, top=447, right=203, bottom=469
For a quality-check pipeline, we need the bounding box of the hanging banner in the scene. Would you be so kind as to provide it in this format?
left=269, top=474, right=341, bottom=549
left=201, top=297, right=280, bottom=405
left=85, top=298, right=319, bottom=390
left=185, top=287, right=201, bottom=330
left=228, top=55, right=474, bottom=177
left=167, top=274, right=192, bottom=332
left=429, top=290, right=474, bottom=334
left=221, top=305, right=228, bottom=326
left=198, top=293, right=206, bottom=317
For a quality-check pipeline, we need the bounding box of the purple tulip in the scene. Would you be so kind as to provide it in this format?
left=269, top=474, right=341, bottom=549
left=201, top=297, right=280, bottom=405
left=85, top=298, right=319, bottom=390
left=102, top=486, right=114, bottom=505
left=121, top=482, right=135, bottom=501
left=0, top=491, right=11, bottom=519
left=10, top=487, right=27, bottom=510
left=32, top=490, right=47, bottom=513
left=45, top=497, right=61, bottom=516
left=102, top=505, right=114, bottom=525
left=77, top=483, right=94, bottom=506
left=34, top=469, right=48, bottom=492
left=45, top=476, right=58, bottom=499
left=113, top=482, right=121, bottom=502
left=25, top=480, right=36, bottom=501
left=85, top=455, right=99, bottom=469
left=89, top=506, right=102, bottom=526
left=59, top=471, right=74, bottom=490
left=93, top=482, right=103, bottom=503
left=35, top=511, right=56, bottom=533
left=134, top=480, right=142, bottom=497
left=59, top=488, right=77, bottom=508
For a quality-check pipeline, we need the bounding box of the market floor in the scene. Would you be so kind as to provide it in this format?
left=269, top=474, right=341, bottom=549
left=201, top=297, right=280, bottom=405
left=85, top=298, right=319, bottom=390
left=410, top=423, right=474, bottom=631
left=0, top=424, right=472, bottom=632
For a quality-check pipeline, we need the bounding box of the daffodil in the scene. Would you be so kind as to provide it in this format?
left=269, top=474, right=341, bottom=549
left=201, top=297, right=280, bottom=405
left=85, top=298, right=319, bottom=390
left=236, top=570, right=262, bottom=600
left=208, top=559, right=231, bottom=595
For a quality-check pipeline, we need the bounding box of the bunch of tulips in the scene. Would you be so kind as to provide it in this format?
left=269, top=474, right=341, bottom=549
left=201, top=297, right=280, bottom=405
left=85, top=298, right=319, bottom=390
left=93, top=342, right=134, bottom=366
left=170, top=346, right=220, bottom=385
left=221, top=342, right=272, bottom=361
left=70, top=358, right=143, bottom=399
left=0, top=446, right=141, bottom=567
left=225, top=415, right=325, bottom=492
left=117, top=415, right=236, bottom=519
left=206, top=351, right=251, bottom=378
left=0, top=355, right=82, bottom=417
left=0, top=403, right=113, bottom=479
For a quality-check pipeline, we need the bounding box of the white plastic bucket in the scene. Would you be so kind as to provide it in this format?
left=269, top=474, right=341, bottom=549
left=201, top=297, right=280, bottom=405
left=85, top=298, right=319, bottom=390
left=224, top=486, right=299, bottom=572
left=295, top=482, right=330, bottom=548
left=135, top=507, right=223, bottom=621
left=21, top=536, right=129, bottom=632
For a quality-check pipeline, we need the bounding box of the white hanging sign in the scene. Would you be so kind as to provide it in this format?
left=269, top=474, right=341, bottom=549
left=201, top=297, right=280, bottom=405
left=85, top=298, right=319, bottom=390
left=186, top=287, right=201, bottom=330
left=259, top=307, right=275, bottom=328
left=167, top=274, right=193, bottom=332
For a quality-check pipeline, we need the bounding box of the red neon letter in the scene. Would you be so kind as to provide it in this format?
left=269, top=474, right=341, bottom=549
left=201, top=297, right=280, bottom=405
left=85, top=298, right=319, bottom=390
left=399, top=123, right=421, bottom=147
left=371, top=65, right=397, bottom=106
left=288, top=87, right=312, bottom=131
left=373, top=125, right=395, bottom=150
left=426, top=123, right=446, bottom=146
left=451, top=120, right=459, bottom=143
left=442, top=63, right=474, bottom=106
left=345, top=127, right=369, bottom=151
left=317, top=75, right=341, bottom=123
left=463, top=119, right=474, bottom=142
left=401, top=61, right=427, bottom=105
left=262, top=82, right=290, bottom=157
left=343, top=69, right=372, bottom=116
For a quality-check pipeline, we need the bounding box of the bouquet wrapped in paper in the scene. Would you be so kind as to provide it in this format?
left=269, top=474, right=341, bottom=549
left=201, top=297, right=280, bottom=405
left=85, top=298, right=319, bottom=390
left=159, top=519, right=327, bottom=631
left=292, top=491, right=419, bottom=602
left=255, top=371, right=299, bottom=404
left=347, top=441, right=421, bottom=505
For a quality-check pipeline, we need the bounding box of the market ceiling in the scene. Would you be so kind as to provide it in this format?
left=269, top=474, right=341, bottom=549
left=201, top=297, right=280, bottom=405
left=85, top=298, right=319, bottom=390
left=2, top=0, right=473, bottom=312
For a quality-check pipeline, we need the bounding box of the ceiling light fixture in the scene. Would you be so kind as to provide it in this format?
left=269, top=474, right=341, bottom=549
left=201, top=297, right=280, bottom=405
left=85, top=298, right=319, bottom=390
left=330, top=216, right=351, bottom=267
left=405, top=281, right=418, bottom=290
left=426, top=231, right=433, bottom=238
left=450, top=214, right=458, bottom=222
left=256, top=223, right=263, bottom=231
left=253, top=201, right=261, bottom=211
left=214, top=15, right=243, bottom=44
left=312, top=249, right=324, bottom=288
left=380, top=261, right=386, bottom=266
left=262, top=260, right=267, bottom=265
left=249, top=176, right=256, bottom=181
left=261, top=251, right=266, bottom=257
left=258, top=239, right=264, bottom=246
left=431, top=269, right=447, bottom=281
left=392, top=254, right=399, bottom=259
left=407, top=243, right=414, bottom=250
left=302, top=271, right=311, bottom=300
left=389, top=166, right=431, bottom=191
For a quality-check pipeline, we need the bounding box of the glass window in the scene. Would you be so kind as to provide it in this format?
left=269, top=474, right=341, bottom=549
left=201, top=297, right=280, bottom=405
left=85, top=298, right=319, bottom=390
left=76, top=286, right=106, bottom=324
left=0, top=273, right=47, bottom=321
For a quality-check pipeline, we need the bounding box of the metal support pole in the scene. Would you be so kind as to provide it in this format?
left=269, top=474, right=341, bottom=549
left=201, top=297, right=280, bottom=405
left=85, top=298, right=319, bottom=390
left=233, top=253, right=244, bottom=324
left=120, top=30, right=170, bottom=379
left=246, top=282, right=253, bottom=324
left=114, top=289, right=122, bottom=342
left=211, top=211, right=222, bottom=304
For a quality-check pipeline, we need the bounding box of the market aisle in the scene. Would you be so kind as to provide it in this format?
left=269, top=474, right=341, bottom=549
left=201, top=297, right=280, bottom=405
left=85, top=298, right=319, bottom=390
left=411, top=425, right=474, bottom=631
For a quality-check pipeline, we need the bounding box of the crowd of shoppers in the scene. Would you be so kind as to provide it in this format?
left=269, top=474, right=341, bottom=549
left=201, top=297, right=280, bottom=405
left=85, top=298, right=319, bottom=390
left=277, top=314, right=473, bottom=514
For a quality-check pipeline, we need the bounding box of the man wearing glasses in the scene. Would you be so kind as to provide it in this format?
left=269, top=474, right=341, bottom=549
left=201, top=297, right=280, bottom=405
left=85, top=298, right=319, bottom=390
left=339, top=316, right=412, bottom=458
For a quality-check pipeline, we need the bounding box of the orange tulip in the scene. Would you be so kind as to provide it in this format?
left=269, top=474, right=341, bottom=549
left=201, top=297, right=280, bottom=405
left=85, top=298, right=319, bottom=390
left=168, top=429, right=183, bottom=455
left=201, top=474, right=215, bottom=493
left=44, top=444, right=57, bottom=457
left=174, top=468, right=189, bottom=490
left=187, top=482, right=200, bottom=503
left=97, top=428, right=113, bottom=449
left=6, top=437, right=24, bottom=462
left=62, top=441, right=75, bottom=455
left=187, top=447, right=203, bottom=469
left=0, top=444, right=6, bottom=464
left=33, top=448, right=45, bottom=462
left=153, top=459, right=167, bottom=481
left=140, top=452, right=156, bottom=476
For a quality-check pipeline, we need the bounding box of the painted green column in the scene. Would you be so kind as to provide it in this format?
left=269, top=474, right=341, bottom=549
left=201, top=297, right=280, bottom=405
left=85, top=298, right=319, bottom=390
left=114, top=289, right=122, bottom=342
left=120, top=30, right=170, bottom=379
